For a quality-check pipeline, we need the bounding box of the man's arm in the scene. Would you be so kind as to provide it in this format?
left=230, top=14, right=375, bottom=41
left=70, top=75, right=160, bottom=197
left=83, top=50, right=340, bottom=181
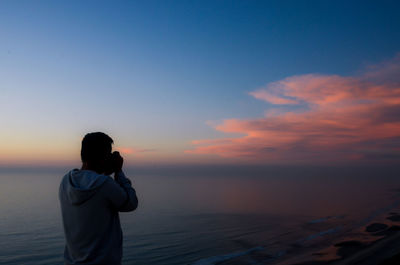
left=104, top=151, right=138, bottom=212
left=104, top=170, right=138, bottom=212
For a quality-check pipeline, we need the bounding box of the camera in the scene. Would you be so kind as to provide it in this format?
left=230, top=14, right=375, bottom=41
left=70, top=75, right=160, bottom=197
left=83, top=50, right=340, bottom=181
left=104, top=152, right=121, bottom=175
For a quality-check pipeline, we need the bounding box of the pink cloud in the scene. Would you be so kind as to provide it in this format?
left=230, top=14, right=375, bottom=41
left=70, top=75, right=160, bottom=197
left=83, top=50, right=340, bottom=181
left=249, top=90, right=299, bottom=105
left=186, top=54, right=400, bottom=164
left=116, top=147, right=156, bottom=155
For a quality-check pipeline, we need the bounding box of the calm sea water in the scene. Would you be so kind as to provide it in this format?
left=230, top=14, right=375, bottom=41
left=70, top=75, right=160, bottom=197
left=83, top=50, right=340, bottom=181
left=0, top=168, right=399, bottom=265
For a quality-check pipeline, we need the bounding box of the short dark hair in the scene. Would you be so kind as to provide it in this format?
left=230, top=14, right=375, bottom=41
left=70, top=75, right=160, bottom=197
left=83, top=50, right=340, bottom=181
left=81, top=132, right=114, bottom=162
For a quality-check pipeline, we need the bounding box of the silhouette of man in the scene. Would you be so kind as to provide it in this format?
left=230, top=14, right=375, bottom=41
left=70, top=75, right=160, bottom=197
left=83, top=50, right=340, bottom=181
left=59, top=132, right=138, bottom=265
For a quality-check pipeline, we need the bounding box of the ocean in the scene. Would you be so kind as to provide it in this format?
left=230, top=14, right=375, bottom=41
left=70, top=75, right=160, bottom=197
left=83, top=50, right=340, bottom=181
left=0, top=167, right=399, bottom=265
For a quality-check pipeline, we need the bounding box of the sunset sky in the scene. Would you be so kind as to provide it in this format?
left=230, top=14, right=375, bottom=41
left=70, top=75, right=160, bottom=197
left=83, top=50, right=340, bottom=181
left=1, top=0, right=400, bottom=167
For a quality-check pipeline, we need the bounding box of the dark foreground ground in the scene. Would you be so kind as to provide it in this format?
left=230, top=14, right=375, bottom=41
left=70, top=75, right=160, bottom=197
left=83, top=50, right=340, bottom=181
left=216, top=212, right=400, bottom=265
left=292, top=213, right=400, bottom=265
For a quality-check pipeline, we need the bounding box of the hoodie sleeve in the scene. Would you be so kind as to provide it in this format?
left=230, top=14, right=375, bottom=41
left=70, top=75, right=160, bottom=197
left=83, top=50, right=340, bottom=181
left=103, top=171, right=138, bottom=212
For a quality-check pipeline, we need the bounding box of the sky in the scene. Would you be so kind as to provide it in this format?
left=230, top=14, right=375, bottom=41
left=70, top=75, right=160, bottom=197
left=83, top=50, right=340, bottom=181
left=1, top=0, right=400, bottom=167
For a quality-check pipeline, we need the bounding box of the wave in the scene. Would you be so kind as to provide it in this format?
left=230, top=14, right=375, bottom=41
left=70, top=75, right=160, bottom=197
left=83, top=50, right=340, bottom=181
left=191, top=246, right=264, bottom=265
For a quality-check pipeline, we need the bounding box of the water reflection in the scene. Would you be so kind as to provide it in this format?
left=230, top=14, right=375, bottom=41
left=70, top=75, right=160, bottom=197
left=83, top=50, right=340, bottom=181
left=0, top=169, right=399, bottom=265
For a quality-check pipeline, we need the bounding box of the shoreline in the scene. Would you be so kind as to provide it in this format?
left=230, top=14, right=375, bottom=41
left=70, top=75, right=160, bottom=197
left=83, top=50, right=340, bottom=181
left=288, top=213, right=400, bottom=265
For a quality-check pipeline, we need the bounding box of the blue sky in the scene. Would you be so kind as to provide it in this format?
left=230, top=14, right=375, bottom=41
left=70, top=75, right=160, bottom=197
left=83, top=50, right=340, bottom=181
left=1, top=0, right=399, bottom=166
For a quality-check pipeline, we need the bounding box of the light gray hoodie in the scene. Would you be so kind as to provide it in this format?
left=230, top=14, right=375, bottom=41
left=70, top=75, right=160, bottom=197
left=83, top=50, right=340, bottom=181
left=59, top=169, right=138, bottom=265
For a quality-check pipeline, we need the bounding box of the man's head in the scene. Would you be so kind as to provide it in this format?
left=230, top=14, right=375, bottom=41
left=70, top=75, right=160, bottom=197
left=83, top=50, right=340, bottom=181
left=81, top=132, right=113, bottom=173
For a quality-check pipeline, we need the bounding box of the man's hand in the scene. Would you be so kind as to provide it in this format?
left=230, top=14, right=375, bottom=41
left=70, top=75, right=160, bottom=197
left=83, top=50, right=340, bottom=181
left=112, top=151, right=124, bottom=175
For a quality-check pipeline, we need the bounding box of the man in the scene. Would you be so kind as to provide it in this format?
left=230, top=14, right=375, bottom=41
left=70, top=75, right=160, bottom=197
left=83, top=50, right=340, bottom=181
left=59, top=132, right=138, bottom=265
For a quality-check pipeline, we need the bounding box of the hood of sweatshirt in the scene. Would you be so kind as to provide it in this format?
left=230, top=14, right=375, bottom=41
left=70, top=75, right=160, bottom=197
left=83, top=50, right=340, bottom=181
left=61, top=169, right=109, bottom=205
